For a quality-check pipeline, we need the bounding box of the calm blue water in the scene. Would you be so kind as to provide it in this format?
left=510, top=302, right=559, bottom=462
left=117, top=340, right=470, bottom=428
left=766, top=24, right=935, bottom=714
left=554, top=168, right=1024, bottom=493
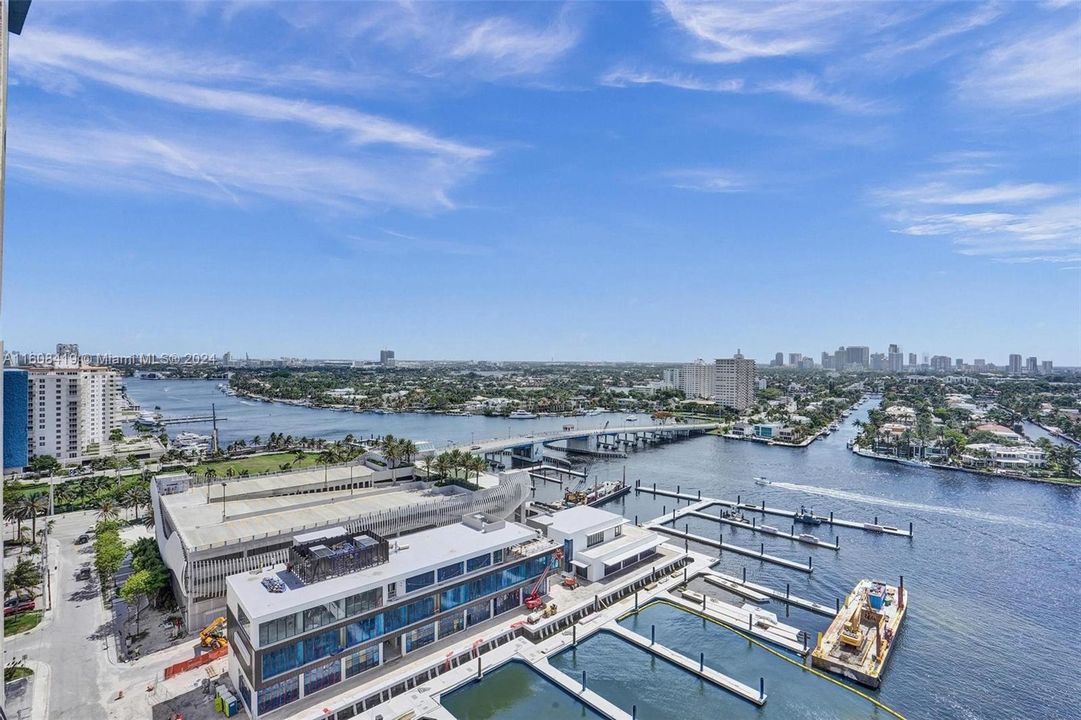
left=127, top=381, right=1081, bottom=720
left=441, top=661, right=602, bottom=720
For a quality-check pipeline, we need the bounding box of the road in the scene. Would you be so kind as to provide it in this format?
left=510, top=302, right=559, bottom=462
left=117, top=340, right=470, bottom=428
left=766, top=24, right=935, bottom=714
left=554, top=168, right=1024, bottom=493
left=447, top=422, right=720, bottom=454
left=6, top=510, right=116, bottom=720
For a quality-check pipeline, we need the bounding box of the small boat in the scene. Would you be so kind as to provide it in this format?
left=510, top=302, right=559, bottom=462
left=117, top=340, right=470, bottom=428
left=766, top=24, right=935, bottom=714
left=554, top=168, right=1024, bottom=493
left=794, top=505, right=822, bottom=525
left=585, top=408, right=604, bottom=416
left=625, top=416, right=638, bottom=422
left=754, top=477, right=770, bottom=486
left=508, top=409, right=538, bottom=419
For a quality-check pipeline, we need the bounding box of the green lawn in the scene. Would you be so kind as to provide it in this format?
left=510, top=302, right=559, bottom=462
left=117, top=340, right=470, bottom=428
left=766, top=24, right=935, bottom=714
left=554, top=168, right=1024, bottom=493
left=193, top=452, right=324, bottom=477
left=4, top=610, right=42, bottom=637
left=5, top=482, right=50, bottom=499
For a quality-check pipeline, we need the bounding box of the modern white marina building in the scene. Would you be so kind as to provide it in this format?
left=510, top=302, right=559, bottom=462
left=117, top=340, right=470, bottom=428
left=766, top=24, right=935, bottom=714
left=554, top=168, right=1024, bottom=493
left=226, top=515, right=558, bottom=718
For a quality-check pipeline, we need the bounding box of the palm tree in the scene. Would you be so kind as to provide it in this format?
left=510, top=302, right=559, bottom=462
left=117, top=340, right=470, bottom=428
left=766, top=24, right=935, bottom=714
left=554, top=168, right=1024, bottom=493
left=383, top=440, right=402, bottom=484
left=467, top=455, right=486, bottom=485
left=433, top=452, right=450, bottom=481
left=1052, top=445, right=1078, bottom=476
left=421, top=454, right=436, bottom=480
left=203, top=468, right=218, bottom=485
left=399, top=440, right=417, bottom=465
left=96, top=498, right=120, bottom=522
left=253, top=435, right=262, bottom=447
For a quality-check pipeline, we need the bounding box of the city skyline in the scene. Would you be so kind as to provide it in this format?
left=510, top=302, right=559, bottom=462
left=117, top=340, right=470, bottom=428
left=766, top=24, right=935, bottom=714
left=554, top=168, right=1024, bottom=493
left=1, top=2, right=1078, bottom=362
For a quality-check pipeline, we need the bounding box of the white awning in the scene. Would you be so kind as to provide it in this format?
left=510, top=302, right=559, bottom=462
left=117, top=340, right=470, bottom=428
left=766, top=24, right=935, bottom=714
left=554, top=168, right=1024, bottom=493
left=598, top=537, right=664, bottom=568
left=570, top=560, right=589, bottom=569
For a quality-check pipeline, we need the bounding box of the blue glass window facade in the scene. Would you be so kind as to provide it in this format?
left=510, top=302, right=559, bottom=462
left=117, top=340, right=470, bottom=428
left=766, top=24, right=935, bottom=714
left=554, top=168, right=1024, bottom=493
left=438, top=612, right=464, bottom=639
left=403, top=622, right=436, bottom=653
left=303, top=660, right=341, bottom=696
left=439, top=554, right=553, bottom=610
left=3, top=370, right=28, bottom=469
left=466, top=553, right=491, bottom=572
left=493, top=588, right=522, bottom=615
left=466, top=603, right=491, bottom=627
left=344, top=646, right=379, bottom=679
left=405, top=571, right=434, bottom=593
left=256, top=676, right=299, bottom=714
left=437, top=562, right=464, bottom=582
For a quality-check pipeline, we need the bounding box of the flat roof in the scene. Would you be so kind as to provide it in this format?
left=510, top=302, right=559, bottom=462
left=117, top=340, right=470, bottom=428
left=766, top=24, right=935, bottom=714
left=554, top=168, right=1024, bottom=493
left=546, top=506, right=625, bottom=536
left=228, top=521, right=545, bottom=619
left=160, top=475, right=463, bottom=552
left=577, top=526, right=663, bottom=563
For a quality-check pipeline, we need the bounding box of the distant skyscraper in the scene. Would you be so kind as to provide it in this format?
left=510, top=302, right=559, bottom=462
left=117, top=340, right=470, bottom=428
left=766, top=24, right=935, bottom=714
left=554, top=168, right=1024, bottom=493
left=1025, top=356, right=1038, bottom=374
left=678, top=359, right=714, bottom=399
left=788, top=353, right=802, bottom=367
left=834, top=346, right=846, bottom=370
left=908, top=352, right=917, bottom=367
left=887, top=344, right=903, bottom=372
left=821, top=352, right=832, bottom=369
left=974, top=359, right=986, bottom=370
left=222, top=351, right=232, bottom=364
left=1041, top=360, right=1053, bottom=374
left=1008, top=354, right=1022, bottom=374
left=714, top=351, right=755, bottom=410
left=955, top=358, right=963, bottom=368
left=55, top=342, right=79, bottom=360
left=930, top=355, right=951, bottom=372
left=870, top=353, right=886, bottom=371
left=773, top=352, right=783, bottom=367
left=380, top=349, right=396, bottom=368
left=799, top=357, right=815, bottom=370
left=846, top=346, right=870, bottom=368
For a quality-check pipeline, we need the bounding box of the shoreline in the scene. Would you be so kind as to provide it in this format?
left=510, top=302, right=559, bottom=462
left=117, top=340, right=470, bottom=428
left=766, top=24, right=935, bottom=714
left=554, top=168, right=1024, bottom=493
left=1026, top=418, right=1081, bottom=447
left=850, top=445, right=1079, bottom=487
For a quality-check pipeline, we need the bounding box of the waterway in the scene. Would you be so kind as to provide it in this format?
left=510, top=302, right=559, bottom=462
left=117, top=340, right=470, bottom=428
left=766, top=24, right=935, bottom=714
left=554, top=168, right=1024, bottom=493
left=125, top=379, right=1080, bottom=720
left=441, top=661, right=601, bottom=720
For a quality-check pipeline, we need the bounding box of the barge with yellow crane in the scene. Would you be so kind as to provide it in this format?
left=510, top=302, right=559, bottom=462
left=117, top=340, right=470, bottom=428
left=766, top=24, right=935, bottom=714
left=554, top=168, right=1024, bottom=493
left=811, top=578, right=907, bottom=688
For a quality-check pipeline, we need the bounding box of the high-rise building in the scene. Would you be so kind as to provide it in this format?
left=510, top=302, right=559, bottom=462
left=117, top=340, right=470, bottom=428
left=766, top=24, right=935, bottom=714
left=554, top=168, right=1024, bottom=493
left=55, top=342, right=79, bottom=359
left=799, top=357, right=815, bottom=370
left=820, top=352, right=833, bottom=369
left=713, top=352, right=755, bottom=410
left=662, top=368, right=680, bottom=388
left=3, top=369, right=28, bottom=471
left=845, top=346, right=870, bottom=368
left=380, top=349, right=396, bottom=368
left=1042, top=360, right=1053, bottom=375
left=834, top=346, right=846, bottom=371
left=678, top=360, right=714, bottom=399
left=908, top=352, right=917, bottom=367
left=1025, top=356, right=1038, bottom=374
left=974, top=359, right=986, bottom=370
left=1008, top=354, right=1022, bottom=374
left=870, top=353, right=886, bottom=371
left=788, top=353, right=802, bottom=367
left=888, top=346, right=903, bottom=372
left=955, top=358, right=963, bottom=368
left=930, top=355, right=952, bottom=372
left=773, top=352, right=783, bottom=367
left=222, top=351, right=233, bottom=365
left=27, top=364, right=121, bottom=463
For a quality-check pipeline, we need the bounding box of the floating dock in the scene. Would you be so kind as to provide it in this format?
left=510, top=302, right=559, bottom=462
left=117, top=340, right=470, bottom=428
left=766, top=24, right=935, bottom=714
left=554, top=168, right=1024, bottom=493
left=811, top=578, right=908, bottom=688
left=688, top=509, right=840, bottom=550
left=701, top=573, right=770, bottom=603
left=703, top=571, right=835, bottom=617
left=648, top=524, right=814, bottom=573
left=672, top=590, right=808, bottom=656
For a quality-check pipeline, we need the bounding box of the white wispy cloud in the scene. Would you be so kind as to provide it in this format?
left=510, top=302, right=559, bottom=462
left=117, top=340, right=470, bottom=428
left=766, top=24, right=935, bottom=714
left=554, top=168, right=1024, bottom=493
left=449, top=13, right=581, bottom=77
left=7, top=24, right=490, bottom=213
left=873, top=163, right=1081, bottom=262
left=7, top=118, right=473, bottom=213
left=599, top=66, right=879, bottom=114
left=959, top=18, right=1081, bottom=108
left=658, top=0, right=868, bottom=64
left=665, top=169, right=751, bottom=193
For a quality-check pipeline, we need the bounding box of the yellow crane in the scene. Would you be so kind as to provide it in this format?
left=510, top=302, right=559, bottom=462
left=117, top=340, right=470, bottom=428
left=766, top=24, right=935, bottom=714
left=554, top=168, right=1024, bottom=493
left=200, top=616, right=228, bottom=650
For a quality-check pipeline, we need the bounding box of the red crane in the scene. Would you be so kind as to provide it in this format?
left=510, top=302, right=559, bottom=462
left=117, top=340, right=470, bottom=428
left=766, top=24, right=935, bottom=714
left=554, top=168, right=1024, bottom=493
left=524, top=562, right=555, bottom=610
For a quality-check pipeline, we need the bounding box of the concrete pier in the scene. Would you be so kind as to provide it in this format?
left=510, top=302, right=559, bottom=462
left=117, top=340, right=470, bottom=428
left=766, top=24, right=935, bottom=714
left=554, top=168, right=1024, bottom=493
left=605, top=624, right=766, bottom=705
left=529, top=659, right=634, bottom=719
left=701, top=573, right=770, bottom=603
left=648, top=525, right=814, bottom=574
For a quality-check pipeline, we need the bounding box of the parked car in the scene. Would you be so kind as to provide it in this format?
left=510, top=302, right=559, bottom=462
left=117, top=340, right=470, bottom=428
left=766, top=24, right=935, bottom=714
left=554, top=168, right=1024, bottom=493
left=75, top=534, right=90, bottom=545
left=3, top=597, right=35, bottom=616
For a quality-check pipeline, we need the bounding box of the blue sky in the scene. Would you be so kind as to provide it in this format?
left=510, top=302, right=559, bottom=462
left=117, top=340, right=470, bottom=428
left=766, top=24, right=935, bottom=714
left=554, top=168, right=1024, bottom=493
left=3, top=1, right=1079, bottom=364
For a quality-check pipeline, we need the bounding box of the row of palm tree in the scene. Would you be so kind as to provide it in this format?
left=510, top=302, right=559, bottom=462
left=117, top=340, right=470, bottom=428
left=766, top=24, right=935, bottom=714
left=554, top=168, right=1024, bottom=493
left=420, top=449, right=488, bottom=486
left=378, top=435, right=418, bottom=484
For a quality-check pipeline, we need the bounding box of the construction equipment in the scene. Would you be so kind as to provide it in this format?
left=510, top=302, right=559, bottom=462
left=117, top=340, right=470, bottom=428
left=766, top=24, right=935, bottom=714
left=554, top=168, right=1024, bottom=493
left=562, top=574, right=579, bottom=589
left=200, top=617, right=228, bottom=650
left=524, top=562, right=555, bottom=610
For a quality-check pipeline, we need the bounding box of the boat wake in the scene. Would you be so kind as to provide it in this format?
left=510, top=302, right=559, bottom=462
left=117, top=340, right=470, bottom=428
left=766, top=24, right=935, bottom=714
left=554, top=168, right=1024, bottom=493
left=769, top=482, right=1077, bottom=535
